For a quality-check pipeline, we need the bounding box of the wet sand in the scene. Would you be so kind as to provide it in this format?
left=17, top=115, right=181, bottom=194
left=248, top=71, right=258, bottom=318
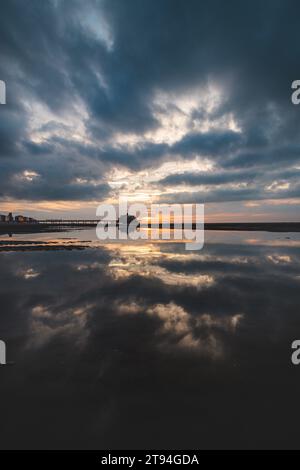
left=0, top=240, right=89, bottom=251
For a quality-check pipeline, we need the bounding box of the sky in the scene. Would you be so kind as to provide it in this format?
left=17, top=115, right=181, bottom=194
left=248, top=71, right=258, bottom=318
left=0, top=0, right=300, bottom=221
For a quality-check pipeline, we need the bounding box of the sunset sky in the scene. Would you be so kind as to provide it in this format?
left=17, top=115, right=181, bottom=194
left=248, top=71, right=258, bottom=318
left=1, top=0, right=300, bottom=221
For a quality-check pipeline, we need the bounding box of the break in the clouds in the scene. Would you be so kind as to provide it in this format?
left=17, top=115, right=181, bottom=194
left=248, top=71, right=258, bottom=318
left=0, top=0, right=300, bottom=219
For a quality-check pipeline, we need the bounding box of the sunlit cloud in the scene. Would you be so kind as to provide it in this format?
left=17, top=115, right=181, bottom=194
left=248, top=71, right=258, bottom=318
left=267, top=255, right=292, bottom=264
left=15, top=170, right=41, bottom=182
left=265, top=181, right=290, bottom=192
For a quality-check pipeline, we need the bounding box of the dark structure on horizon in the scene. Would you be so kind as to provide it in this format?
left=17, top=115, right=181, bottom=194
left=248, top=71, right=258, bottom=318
left=0, top=212, right=300, bottom=235
left=0, top=212, right=37, bottom=224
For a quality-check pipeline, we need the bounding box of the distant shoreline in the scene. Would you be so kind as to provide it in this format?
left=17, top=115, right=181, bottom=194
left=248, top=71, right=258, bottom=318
left=0, top=221, right=300, bottom=234
left=203, top=222, right=300, bottom=232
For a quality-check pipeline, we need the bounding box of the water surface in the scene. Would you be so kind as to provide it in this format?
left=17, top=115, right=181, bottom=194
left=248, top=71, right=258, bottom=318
left=0, top=229, right=300, bottom=449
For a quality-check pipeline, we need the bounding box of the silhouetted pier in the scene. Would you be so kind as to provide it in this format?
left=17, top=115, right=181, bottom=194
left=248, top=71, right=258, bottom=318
left=38, top=219, right=99, bottom=226
left=0, top=219, right=99, bottom=236
left=0, top=220, right=300, bottom=235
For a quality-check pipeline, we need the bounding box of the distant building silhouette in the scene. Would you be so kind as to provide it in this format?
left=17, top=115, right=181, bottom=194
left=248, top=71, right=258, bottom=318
left=0, top=212, right=37, bottom=224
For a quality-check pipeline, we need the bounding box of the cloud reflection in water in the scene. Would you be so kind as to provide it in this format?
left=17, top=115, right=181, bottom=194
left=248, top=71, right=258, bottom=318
left=0, top=232, right=300, bottom=449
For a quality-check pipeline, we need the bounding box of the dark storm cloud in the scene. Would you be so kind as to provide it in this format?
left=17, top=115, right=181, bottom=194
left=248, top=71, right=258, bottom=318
left=172, top=130, right=244, bottom=157
left=1, top=0, right=300, bottom=202
left=0, top=155, right=110, bottom=202
left=158, top=167, right=300, bottom=204
left=159, top=185, right=300, bottom=205
left=162, top=169, right=259, bottom=186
